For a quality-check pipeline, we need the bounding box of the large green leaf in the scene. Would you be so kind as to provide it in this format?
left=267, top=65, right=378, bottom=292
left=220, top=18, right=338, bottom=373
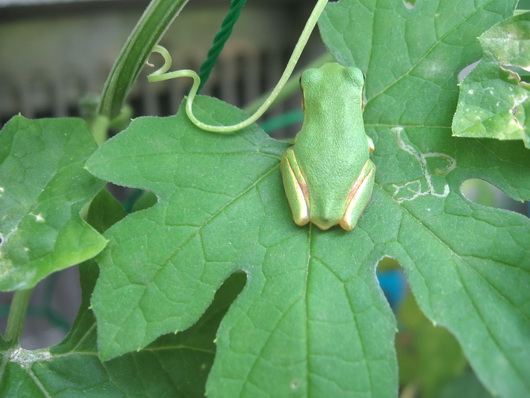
left=87, top=99, right=398, bottom=397
left=320, top=0, right=530, bottom=397
left=84, top=0, right=530, bottom=397
left=452, top=11, right=530, bottom=147
left=0, top=190, right=239, bottom=397
left=0, top=116, right=106, bottom=291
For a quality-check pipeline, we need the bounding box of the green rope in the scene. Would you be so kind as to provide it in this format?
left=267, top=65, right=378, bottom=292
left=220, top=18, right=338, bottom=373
left=197, top=0, right=247, bottom=92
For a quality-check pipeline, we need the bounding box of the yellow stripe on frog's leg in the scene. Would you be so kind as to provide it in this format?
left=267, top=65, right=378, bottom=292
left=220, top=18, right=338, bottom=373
left=280, top=148, right=310, bottom=226
left=340, top=160, right=376, bottom=231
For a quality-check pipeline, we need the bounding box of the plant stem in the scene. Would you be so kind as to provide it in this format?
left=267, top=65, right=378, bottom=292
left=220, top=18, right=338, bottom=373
left=98, top=0, right=190, bottom=120
left=90, top=115, right=111, bottom=147
left=4, top=289, right=33, bottom=345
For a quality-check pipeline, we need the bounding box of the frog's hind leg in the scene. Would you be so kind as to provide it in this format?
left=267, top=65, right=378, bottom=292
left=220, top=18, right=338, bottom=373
left=280, top=148, right=311, bottom=226
left=340, top=160, right=375, bottom=231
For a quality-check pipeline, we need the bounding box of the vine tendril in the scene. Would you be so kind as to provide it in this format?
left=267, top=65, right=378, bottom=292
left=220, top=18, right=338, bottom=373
left=148, top=0, right=329, bottom=133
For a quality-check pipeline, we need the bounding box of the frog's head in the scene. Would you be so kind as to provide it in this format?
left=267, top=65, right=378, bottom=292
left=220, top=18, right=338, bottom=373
left=300, top=63, right=365, bottom=110
left=301, top=63, right=364, bottom=90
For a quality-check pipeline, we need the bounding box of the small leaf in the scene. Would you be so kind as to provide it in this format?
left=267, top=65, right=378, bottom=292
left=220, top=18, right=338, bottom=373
left=480, top=11, right=530, bottom=70
left=452, top=12, right=530, bottom=147
left=0, top=116, right=106, bottom=291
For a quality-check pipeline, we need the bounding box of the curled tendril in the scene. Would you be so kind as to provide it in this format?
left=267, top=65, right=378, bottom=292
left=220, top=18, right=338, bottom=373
left=147, top=0, right=329, bottom=134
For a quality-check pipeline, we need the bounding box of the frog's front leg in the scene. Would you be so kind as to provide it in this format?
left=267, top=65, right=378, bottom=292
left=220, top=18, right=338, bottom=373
left=340, top=159, right=376, bottom=231
left=280, top=148, right=311, bottom=226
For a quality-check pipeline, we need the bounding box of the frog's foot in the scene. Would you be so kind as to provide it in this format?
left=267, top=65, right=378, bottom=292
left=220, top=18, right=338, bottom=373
left=340, top=160, right=375, bottom=231
left=280, top=148, right=310, bottom=226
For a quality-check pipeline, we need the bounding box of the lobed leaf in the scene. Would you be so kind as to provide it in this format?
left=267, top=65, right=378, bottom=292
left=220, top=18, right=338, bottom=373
left=320, top=0, right=530, bottom=397
left=86, top=98, right=398, bottom=397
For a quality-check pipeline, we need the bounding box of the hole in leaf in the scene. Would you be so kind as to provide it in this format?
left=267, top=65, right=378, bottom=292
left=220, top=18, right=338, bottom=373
left=394, top=289, right=468, bottom=385
left=0, top=267, right=82, bottom=350
left=503, top=64, right=530, bottom=83
left=166, top=270, right=246, bottom=381
left=460, top=179, right=528, bottom=215
left=0, top=234, right=3, bottom=247
left=377, top=257, right=407, bottom=310
left=403, top=0, right=417, bottom=9
left=206, top=270, right=247, bottom=317
left=457, top=61, right=479, bottom=82
left=128, top=190, right=157, bottom=213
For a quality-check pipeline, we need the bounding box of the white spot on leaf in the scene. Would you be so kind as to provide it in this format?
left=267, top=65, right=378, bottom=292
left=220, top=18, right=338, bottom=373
left=30, top=213, right=45, bottom=222
left=10, top=348, right=52, bottom=369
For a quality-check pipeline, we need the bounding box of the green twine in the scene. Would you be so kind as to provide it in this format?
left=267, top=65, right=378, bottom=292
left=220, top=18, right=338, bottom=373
left=197, top=0, right=247, bottom=92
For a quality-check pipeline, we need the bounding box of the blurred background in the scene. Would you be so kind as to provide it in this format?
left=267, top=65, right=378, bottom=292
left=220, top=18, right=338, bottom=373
left=0, top=0, right=325, bottom=129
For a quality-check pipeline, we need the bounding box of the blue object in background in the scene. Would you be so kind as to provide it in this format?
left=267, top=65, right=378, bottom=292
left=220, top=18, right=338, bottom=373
left=377, top=270, right=407, bottom=310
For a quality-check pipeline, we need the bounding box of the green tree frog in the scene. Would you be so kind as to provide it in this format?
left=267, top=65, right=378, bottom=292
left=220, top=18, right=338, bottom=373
left=280, top=62, right=375, bottom=231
